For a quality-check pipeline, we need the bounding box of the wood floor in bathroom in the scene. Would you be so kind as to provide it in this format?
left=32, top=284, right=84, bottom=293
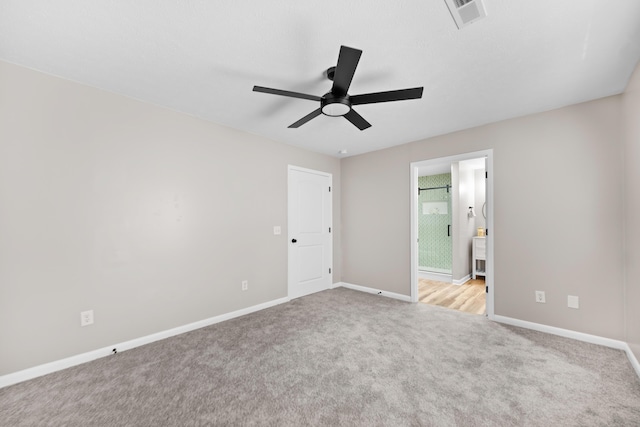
left=418, top=278, right=486, bottom=315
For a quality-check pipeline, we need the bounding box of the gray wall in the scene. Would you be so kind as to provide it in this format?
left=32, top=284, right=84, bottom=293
left=2, top=56, right=638, bottom=378
left=474, top=168, right=486, bottom=231
left=623, top=63, right=640, bottom=359
left=458, top=161, right=476, bottom=281
left=451, top=162, right=475, bottom=281
left=0, top=61, right=341, bottom=375
left=342, top=92, right=625, bottom=340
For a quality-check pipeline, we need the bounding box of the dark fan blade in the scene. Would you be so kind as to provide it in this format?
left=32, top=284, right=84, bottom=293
left=253, top=86, right=321, bottom=102
left=331, top=46, right=362, bottom=96
left=350, top=87, right=423, bottom=105
left=288, top=108, right=322, bottom=128
left=343, top=109, right=371, bottom=131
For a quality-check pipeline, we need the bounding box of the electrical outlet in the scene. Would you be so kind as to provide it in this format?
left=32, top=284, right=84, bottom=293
left=273, top=226, right=281, bottom=235
left=80, top=310, right=94, bottom=327
left=535, top=291, right=546, bottom=303
left=568, top=295, right=579, bottom=309
left=242, top=280, right=248, bottom=291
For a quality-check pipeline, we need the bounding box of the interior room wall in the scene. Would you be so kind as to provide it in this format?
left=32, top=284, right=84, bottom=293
left=474, top=168, right=486, bottom=232
left=341, top=93, right=625, bottom=341
left=622, top=62, right=640, bottom=359
left=450, top=162, right=475, bottom=281
left=0, top=60, right=341, bottom=376
left=459, top=161, right=476, bottom=281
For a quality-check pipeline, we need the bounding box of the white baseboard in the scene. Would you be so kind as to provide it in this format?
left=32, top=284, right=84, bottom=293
left=452, top=274, right=471, bottom=285
left=0, top=296, right=290, bottom=389
left=5, top=294, right=637, bottom=388
left=627, top=346, right=640, bottom=379
left=493, top=315, right=640, bottom=380
left=335, top=282, right=412, bottom=303
left=417, top=272, right=471, bottom=286
left=418, top=271, right=452, bottom=283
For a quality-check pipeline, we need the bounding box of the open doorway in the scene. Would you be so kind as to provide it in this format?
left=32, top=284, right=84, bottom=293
left=410, top=150, right=494, bottom=319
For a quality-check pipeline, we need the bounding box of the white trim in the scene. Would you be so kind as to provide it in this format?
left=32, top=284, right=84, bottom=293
left=485, top=153, right=494, bottom=319
left=335, top=282, right=412, bottom=303
left=493, top=315, right=627, bottom=348
left=4, top=296, right=637, bottom=388
left=287, top=164, right=332, bottom=178
left=452, top=274, right=471, bottom=285
left=0, top=296, right=290, bottom=389
left=626, top=346, right=640, bottom=379
left=416, top=271, right=474, bottom=285
left=493, top=315, right=640, bottom=380
left=418, top=270, right=453, bottom=283
left=410, top=164, right=419, bottom=302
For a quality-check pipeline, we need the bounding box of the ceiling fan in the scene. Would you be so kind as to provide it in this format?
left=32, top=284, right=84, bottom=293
left=253, top=45, right=424, bottom=130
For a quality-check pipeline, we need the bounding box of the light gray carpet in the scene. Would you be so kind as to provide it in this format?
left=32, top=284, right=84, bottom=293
left=1, top=288, right=639, bottom=426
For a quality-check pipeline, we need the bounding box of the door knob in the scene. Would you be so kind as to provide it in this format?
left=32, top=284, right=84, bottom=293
left=291, top=238, right=297, bottom=243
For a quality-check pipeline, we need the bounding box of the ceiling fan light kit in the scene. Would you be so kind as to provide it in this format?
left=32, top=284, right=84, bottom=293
left=253, top=45, right=424, bottom=131
left=321, top=93, right=351, bottom=117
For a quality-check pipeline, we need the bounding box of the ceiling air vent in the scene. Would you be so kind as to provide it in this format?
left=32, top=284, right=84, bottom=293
left=444, top=0, right=487, bottom=29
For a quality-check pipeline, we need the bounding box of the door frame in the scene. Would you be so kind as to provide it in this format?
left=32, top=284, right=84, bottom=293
left=410, top=149, right=494, bottom=319
left=287, top=165, right=333, bottom=299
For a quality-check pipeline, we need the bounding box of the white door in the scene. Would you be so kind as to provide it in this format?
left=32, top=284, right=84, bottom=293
left=288, top=166, right=332, bottom=299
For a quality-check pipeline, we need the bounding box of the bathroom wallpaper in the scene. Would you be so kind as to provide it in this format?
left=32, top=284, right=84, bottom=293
left=418, top=173, right=452, bottom=272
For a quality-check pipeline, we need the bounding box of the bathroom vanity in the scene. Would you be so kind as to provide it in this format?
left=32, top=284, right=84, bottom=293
left=472, top=236, right=486, bottom=279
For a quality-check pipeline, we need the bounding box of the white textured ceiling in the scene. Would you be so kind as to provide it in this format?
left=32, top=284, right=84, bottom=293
left=1, top=1, right=639, bottom=157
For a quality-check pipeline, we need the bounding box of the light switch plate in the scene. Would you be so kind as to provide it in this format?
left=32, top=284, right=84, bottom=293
left=568, top=295, right=579, bottom=309
left=273, top=226, right=281, bottom=235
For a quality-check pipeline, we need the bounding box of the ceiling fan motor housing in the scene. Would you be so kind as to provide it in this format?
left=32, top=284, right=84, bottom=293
left=326, top=66, right=336, bottom=81
left=321, top=92, right=351, bottom=116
